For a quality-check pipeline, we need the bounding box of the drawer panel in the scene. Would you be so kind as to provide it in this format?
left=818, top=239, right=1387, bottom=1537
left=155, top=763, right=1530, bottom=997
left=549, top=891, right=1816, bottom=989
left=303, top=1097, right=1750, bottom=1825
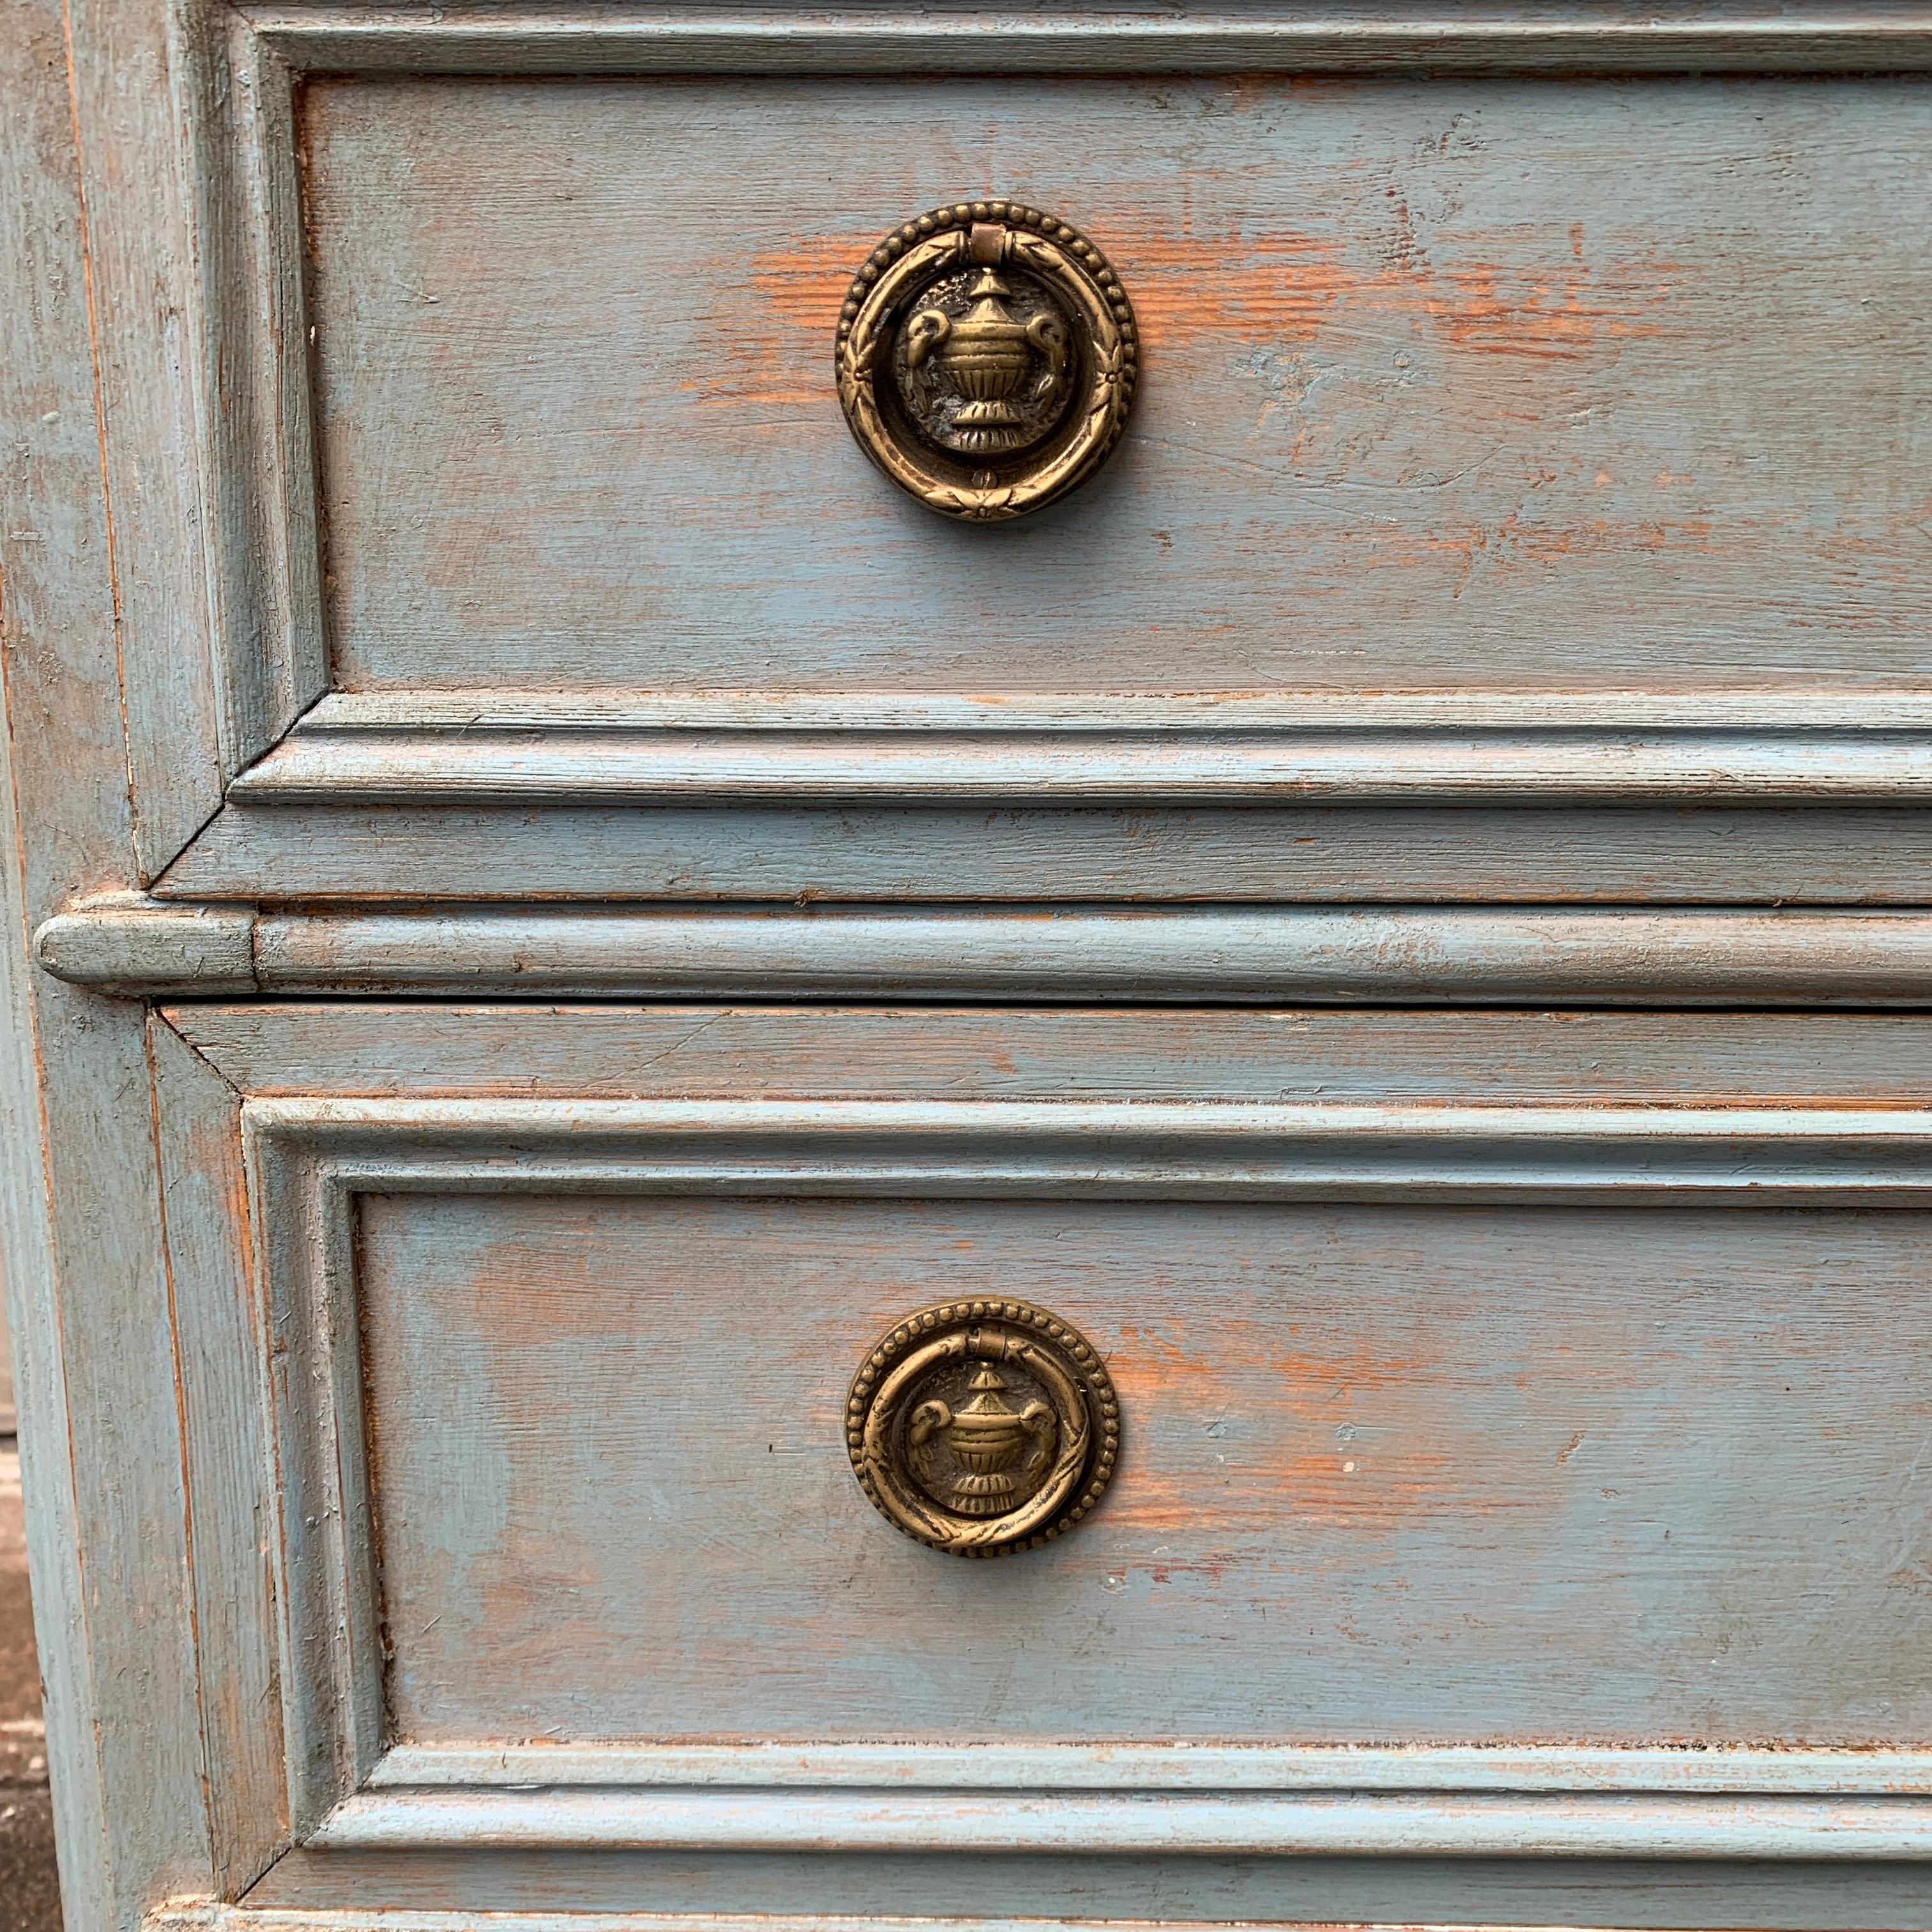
left=134, top=1000, right=1932, bottom=1929
left=307, top=73, right=1932, bottom=696
left=358, top=1186, right=1928, bottom=1747
left=88, top=8, right=1932, bottom=903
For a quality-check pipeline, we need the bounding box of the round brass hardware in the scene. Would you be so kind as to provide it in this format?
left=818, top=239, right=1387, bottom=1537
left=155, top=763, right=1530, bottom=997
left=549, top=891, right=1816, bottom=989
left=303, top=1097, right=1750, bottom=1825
left=847, top=1299, right=1120, bottom=1556
left=834, top=202, right=1138, bottom=523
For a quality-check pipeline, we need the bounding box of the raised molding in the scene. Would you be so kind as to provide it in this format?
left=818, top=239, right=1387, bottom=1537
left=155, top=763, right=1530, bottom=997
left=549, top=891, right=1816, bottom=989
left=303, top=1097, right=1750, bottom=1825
left=309, top=1787, right=1932, bottom=1860
left=372, top=1739, right=1932, bottom=1796
left=34, top=898, right=1932, bottom=1002
left=137, top=1915, right=1703, bottom=1932
left=34, top=896, right=257, bottom=997
left=233, top=696, right=1932, bottom=806
left=238, top=4, right=1932, bottom=74
left=175, top=0, right=329, bottom=778
left=240, top=1089, right=1932, bottom=1864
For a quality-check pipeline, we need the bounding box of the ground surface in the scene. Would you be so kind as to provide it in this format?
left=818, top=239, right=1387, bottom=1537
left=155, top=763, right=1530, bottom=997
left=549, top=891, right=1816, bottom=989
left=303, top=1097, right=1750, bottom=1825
left=0, top=1446, right=59, bottom=1932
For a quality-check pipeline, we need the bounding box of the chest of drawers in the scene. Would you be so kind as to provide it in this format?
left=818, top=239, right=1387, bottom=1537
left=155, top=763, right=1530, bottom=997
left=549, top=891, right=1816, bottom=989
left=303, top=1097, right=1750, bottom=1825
left=6, top=7, right=1932, bottom=1932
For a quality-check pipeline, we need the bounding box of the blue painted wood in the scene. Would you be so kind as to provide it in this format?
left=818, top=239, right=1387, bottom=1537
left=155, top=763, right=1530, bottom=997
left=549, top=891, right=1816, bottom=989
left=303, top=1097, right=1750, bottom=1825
left=15, top=10, right=1932, bottom=1932
left=304, top=73, right=1932, bottom=698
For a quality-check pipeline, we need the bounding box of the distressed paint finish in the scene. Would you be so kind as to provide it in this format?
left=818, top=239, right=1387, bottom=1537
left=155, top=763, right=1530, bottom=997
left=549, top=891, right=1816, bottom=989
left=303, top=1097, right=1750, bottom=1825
left=15, top=8, right=1932, bottom=1932
left=151, top=1863, right=1932, bottom=1932
left=44, top=899, right=1932, bottom=1002
left=149, top=799, right=1932, bottom=907
left=163, top=1002, right=1932, bottom=1106
left=0, top=1264, right=13, bottom=1434
left=354, top=1187, right=1932, bottom=1745
left=0, top=0, right=223, bottom=1922
left=213, top=1038, right=1932, bottom=1924
left=232, top=4, right=1932, bottom=75
left=226, top=1847, right=1932, bottom=1928
left=305, top=73, right=1932, bottom=696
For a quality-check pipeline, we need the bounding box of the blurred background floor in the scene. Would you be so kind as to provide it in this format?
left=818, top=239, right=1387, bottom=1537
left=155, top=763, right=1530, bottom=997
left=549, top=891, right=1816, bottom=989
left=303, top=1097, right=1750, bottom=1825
left=1, top=1436, right=61, bottom=1932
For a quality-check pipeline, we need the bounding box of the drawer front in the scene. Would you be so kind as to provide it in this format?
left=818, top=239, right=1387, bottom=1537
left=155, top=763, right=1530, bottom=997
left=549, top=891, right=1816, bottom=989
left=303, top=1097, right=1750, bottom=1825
left=68, top=0, right=1932, bottom=903
left=309, top=74, right=1929, bottom=700
left=132, top=1004, right=1932, bottom=1927
left=358, top=1189, right=1919, bottom=1747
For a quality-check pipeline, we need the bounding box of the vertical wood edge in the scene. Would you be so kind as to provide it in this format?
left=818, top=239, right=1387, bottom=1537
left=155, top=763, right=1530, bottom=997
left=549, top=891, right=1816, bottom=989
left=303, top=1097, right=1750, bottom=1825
left=174, top=0, right=326, bottom=779
left=1, top=0, right=221, bottom=1913
left=65, top=0, right=227, bottom=880
left=148, top=1015, right=293, bottom=1896
left=0, top=516, right=114, bottom=1932
left=239, top=1115, right=381, bottom=1840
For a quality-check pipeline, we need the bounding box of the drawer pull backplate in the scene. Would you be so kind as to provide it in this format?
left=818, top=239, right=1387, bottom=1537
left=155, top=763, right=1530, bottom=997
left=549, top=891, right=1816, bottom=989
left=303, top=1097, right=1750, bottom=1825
left=835, top=203, right=1138, bottom=523
left=848, top=1299, right=1119, bottom=1554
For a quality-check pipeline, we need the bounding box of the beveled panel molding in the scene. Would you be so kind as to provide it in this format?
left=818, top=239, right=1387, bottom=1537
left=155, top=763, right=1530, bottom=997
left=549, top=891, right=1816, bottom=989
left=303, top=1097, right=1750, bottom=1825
left=244, top=1085, right=1932, bottom=1866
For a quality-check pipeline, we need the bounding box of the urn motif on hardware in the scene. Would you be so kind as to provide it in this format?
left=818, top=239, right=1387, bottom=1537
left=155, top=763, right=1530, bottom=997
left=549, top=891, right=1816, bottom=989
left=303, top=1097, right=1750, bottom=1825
left=847, top=1299, right=1120, bottom=1556
left=836, top=201, right=1138, bottom=522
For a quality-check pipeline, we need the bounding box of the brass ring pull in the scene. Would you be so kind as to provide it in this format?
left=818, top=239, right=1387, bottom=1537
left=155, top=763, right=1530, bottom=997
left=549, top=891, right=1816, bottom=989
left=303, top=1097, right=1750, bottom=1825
left=835, top=202, right=1138, bottom=523
left=847, top=1300, right=1120, bottom=1556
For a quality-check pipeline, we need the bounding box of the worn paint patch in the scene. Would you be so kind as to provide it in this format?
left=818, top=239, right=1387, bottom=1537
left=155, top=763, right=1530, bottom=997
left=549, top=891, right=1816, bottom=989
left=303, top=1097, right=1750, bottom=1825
left=695, top=218, right=1676, bottom=415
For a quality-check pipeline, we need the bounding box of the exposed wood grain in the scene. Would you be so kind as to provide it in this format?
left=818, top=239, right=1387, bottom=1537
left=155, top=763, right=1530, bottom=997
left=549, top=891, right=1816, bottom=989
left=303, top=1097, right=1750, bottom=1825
left=304, top=73, right=1932, bottom=697
left=153, top=799, right=1932, bottom=905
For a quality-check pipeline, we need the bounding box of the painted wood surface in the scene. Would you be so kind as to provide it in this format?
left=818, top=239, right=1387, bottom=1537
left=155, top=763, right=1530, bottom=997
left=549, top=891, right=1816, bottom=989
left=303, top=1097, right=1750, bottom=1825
left=305, top=73, right=1932, bottom=696
left=224, top=1050, right=1932, bottom=1920
left=367, top=1736, right=1932, bottom=1793
left=166, top=1002, right=1932, bottom=1105
left=0, top=1266, right=13, bottom=1436
left=351, top=1184, right=1932, bottom=1745
left=147, top=1017, right=291, bottom=1894
left=152, top=797, right=1932, bottom=904
left=229, top=709, right=1932, bottom=804
left=0, top=0, right=224, bottom=1922
left=13, top=8, right=1932, bottom=1930
left=57, top=0, right=228, bottom=877
left=309, top=1788, right=1932, bottom=1859
left=45, top=900, right=1932, bottom=1002
left=231, top=1843, right=1932, bottom=1928
left=239, top=3, right=1932, bottom=77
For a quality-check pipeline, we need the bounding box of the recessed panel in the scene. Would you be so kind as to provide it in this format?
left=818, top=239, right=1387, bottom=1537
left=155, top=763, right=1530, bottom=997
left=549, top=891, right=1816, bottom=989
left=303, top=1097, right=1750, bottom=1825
left=356, top=1191, right=1932, bottom=1745
left=305, top=73, right=1932, bottom=694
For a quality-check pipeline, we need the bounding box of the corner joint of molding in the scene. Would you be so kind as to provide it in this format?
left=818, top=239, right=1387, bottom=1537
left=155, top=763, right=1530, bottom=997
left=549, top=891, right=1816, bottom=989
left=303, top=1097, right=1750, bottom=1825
left=33, top=894, right=259, bottom=999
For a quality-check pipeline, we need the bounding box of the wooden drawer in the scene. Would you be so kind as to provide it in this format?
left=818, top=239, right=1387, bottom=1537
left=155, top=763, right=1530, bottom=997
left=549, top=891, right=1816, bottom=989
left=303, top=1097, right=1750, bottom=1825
left=116, top=1004, right=1932, bottom=1929
left=47, top=1, right=1932, bottom=904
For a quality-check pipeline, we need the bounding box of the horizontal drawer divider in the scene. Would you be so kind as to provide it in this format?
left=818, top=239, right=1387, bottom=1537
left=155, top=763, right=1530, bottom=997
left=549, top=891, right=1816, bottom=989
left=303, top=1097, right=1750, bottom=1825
left=36, top=898, right=1932, bottom=1003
